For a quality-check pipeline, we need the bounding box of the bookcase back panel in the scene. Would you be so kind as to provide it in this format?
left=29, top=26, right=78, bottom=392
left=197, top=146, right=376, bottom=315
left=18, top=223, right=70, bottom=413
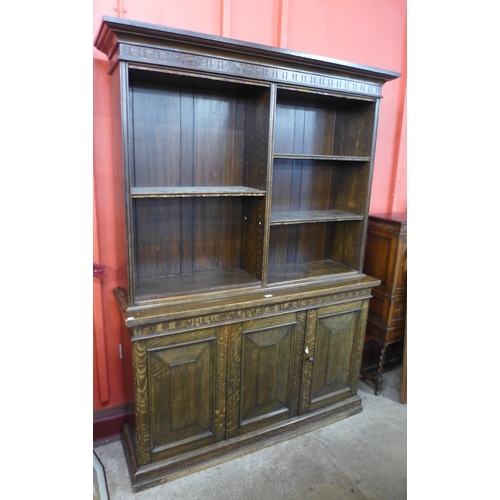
left=241, top=197, right=266, bottom=281
left=129, top=71, right=270, bottom=190
left=274, top=90, right=376, bottom=158
left=332, top=104, right=376, bottom=157
left=270, top=160, right=369, bottom=217
left=328, top=162, right=370, bottom=214
left=267, top=219, right=364, bottom=284
left=271, top=159, right=333, bottom=212
left=131, top=82, right=246, bottom=188
left=274, top=99, right=335, bottom=156
left=134, top=197, right=243, bottom=278
left=243, top=89, right=271, bottom=192
left=268, top=223, right=328, bottom=268
left=327, top=220, right=364, bottom=271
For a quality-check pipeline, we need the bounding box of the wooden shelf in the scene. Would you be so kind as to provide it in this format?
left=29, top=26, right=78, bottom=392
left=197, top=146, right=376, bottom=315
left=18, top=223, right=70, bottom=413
left=267, top=260, right=355, bottom=285
left=270, top=209, right=364, bottom=225
left=132, top=186, right=267, bottom=198
left=273, top=154, right=370, bottom=162
left=136, top=268, right=262, bottom=300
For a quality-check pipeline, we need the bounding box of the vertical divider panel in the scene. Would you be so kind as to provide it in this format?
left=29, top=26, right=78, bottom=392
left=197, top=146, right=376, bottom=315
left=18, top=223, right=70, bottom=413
left=120, top=63, right=137, bottom=306
left=241, top=84, right=275, bottom=284
left=262, top=83, right=277, bottom=287
left=360, top=99, right=382, bottom=272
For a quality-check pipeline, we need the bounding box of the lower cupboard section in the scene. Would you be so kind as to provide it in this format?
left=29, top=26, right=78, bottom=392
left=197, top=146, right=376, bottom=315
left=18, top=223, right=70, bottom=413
left=121, top=295, right=371, bottom=492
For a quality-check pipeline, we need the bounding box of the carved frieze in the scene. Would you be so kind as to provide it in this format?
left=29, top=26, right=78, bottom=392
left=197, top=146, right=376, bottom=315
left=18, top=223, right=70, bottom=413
left=121, top=44, right=382, bottom=98
left=131, top=289, right=372, bottom=339
left=369, top=220, right=407, bottom=234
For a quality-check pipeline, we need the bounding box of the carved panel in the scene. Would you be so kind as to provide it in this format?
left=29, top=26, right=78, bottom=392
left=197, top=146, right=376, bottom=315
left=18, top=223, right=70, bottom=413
left=369, top=220, right=407, bottom=235
left=364, top=233, right=393, bottom=292
left=148, top=340, right=214, bottom=451
left=300, top=300, right=366, bottom=414
left=133, top=327, right=227, bottom=463
left=121, top=45, right=382, bottom=98
left=311, top=311, right=358, bottom=400
left=240, top=323, right=293, bottom=422
left=228, top=312, right=305, bottom=437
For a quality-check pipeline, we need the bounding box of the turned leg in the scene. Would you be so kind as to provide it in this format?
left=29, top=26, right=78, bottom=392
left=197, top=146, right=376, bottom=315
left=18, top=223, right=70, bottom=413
left=374, top=346, right=387, bottom=395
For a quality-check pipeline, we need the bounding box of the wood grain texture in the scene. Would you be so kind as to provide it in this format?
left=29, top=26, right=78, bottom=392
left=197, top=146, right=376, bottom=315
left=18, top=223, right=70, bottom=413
left=133, top=340, right=151, bottom=466
left=270, top=209, right=364, bottom=225
left=310, top=310, right=357, bottom=399
left=227, top=312, right=306, bottom=438
left=361, top=215, right=407, bottom=395
left=126, top=395, right=363, bottom=492
left=333, top=104, right=376, bottom=157
left=349, top=300, right=370, bottom=396
left=300, top=300, right=364, bottom=414
left=110, top=66, right=130, bottom=294
left=136, top=268, right=261, bottom=301
left=137, top=327, right=227, bottom=463
left=131, top=186, right=266, bottom=197
left=94, top=16, right=397, bottom=490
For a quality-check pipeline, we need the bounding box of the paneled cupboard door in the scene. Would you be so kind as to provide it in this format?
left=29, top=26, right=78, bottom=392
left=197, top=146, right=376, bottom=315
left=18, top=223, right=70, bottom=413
left=227, top=312, right=306, bottom=438
left=299, top=301, right=367, bottom=414
left=134, top=327, right=227, bottom=465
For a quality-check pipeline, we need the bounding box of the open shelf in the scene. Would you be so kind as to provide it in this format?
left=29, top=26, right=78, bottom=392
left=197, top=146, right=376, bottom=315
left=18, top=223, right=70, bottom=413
left=267, top=220, right=365, bottom=282
left=135, top=268, right=262, bottom=301
left=274, top=88, right=376, bottom=158
left=127, top=68, right=270, bottom=301
left=129, top=69, right=270, bottom=194
left=108, top=49, right=386, bottom=306
left=267, top=261, right=356, bottom=286
left=132, top=186, right=266, bottom=198
left=270, top=209, right=364, bottom=225
left=132, top=196, right=265, bottom=301
left=270, top=158, right=369, bottom=222
left=274, top=154, right=370, bottom=162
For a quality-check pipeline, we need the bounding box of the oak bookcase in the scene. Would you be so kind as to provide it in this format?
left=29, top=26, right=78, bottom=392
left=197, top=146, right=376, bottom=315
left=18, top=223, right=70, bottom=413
left=95, top=16, right=400, bottom=491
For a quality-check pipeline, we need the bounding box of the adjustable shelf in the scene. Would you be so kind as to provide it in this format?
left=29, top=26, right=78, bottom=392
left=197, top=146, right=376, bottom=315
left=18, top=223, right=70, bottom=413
left=267, top=260, right=357, bottom=285
left=131, top=186, right=267, bottom=198
left=136, top=268, right=262, bottom=301
left=273, top=154, right=371, bottom=162
left=270, top=209, right=364, bottom=225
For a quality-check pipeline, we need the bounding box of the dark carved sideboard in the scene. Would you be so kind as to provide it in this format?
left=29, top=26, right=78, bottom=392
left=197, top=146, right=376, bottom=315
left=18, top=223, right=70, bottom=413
left=360, top=213, right=407, bottom=395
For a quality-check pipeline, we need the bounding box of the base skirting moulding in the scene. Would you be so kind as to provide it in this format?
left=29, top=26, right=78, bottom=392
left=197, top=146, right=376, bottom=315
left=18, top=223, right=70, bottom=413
left=122, top=395, right=362, bottom=492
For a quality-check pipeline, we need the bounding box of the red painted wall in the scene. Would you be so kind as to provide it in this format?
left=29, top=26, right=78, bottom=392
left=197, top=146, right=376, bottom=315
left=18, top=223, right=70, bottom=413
left=93, top=0, right=407, bottom=414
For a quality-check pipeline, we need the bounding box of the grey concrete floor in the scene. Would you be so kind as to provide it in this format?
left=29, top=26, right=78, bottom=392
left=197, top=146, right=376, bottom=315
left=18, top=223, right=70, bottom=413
left=94, top=368, right=406, bottom=500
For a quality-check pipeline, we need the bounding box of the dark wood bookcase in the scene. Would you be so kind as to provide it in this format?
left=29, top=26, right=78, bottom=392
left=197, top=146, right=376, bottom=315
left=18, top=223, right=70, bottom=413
left=95, top=16, right=400, bottom=492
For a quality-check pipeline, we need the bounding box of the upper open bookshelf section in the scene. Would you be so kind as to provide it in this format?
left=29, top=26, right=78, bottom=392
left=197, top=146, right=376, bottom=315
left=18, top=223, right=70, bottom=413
left=274, top=88, right=376, bottom=159
left=95, top=17, right=400, bottom=307
left=128, top=69, right=270, bottom=195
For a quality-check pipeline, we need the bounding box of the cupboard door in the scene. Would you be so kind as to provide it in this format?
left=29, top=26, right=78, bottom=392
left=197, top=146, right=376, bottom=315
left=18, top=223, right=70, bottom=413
left=300, top=301, right=367, bottom=414
left=227, top=312, right=306, bottom=438
left=134, top=327, right=227, bottom=464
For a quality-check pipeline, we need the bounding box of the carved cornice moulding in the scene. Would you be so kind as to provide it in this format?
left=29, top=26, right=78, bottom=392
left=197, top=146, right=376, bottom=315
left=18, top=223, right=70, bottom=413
left=120, top=44, right=383, bottom=98
left=95, top=16, right=400, bottom=97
